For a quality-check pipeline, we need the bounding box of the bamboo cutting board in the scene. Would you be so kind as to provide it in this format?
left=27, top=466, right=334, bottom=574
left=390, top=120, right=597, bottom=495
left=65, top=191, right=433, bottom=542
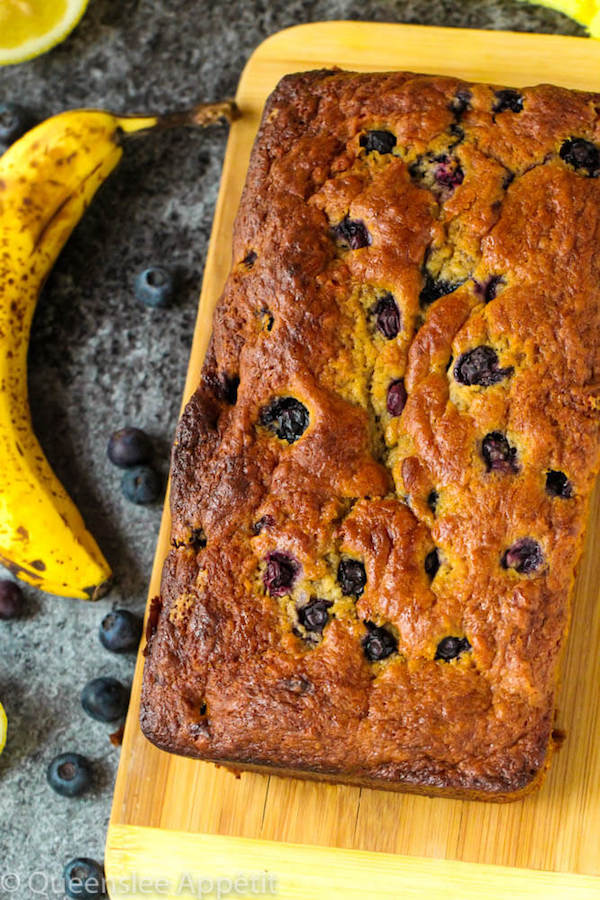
left=106, top=22, right=600, bottom=899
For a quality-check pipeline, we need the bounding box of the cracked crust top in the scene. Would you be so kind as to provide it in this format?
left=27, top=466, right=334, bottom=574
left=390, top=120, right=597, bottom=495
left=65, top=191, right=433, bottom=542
left=141, top=70, right=600, bottom=799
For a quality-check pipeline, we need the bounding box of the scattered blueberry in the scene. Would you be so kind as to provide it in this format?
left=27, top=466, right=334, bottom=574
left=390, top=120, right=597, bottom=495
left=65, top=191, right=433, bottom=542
left=64, top=858, right=106, bottom=899
left=47, top=753, right=92, bottom=798
left=435, top=635, right=472, bottom=661
left=0, top=103, right=34, bottom=148
left=121, top=465, right=161, bottom=504
left=450, top=89, right=471, bottom=118
left=134, top=266, right=175, bottom=308
left=559, top=138, right=600, bottom=176
left=386, top=379, right=407, bottom=416
left=449, top=123, right=465, bottom=142
left=475, top=275, right=504, bottom=303
left=99, top=609, right=143, bottom=654
left=493, top=89, right=524, bottom=114
left=242, top=250, right=257, bottom=268
left=481, top=432, right=519, bottom=474
left=360, top=130, right=397, bottom=154
left=0, top=580, right=24, bottom=620
left=332, top=216, right=371, bottom=250
left=81, top=677, right=129, bottom=723
left=252, top=515, right=275, bottom=535
left=427, top=490, right=439, bottom=514
left=424, top=548, right=440, bottom=579
left=297, top=598, right=333, bottom=633
left=501, top=538, right=544, bottom=574
left=362, top=622, right=397, bottom=661
left=420, top=274, right=461, bottom=307
left=263, top=551, right=300, bottom=597
left=454, top=346, right=513, bottom=387
left=433, top=155, right=464, bottom=191
left=373, top=292, right=401, bottom=339
left=546, top=470, right=573, bottom=498
left=259, top=396, right=309, bottom=443
left=337, top=558, right=366, bottom=598
left=107, top=427, right=152, bottom=468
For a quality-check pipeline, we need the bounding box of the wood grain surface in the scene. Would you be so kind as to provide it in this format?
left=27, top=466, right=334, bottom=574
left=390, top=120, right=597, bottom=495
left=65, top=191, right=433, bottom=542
left=106, top=22, right=600, bottom=899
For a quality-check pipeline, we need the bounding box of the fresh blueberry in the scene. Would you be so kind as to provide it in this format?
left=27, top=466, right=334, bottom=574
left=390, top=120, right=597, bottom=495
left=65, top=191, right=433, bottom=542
left=0, top=103, right=34, bottom=148
left=360, top=130, right=397, bottom=154
left=297, top=598, right=333, bottom=633
left=362, top=622, right=397, bottom=661
left=99, top=609, right=143, bottom=654
left=387, top=379, right=407, bottom=416
left=433, top=155, right=464, bottom=191
left=263, top=551, right=300, bottom=597
left=252, top=515, right=275, bottom=535
left=242, top=250, right=257, bottom=268
left=559, top=138, right=600, bottom=176
left=493, top=89, right=524, bottom=114
left=546, top=470, right=573, bottom=498
left=81, top=677, right=129, bottom=723
left=373, top=292, right=401, bottom=339
left=454, top=346, right=513, bottom=387
left=332, top=216, right=371, bottom=250
left=475, top=275, right=504, bottom=303
left=481, top=432, right=519, bottom=473
left=450, top=89, right=471, bottom=118
left=134, top=266, right=175, bottom=308
left=0, top=580, right=24, bottom=620
left=107, top=427, right=152, bottom=468
left=337, top=558, right=366, bottom=598
left=120, top=465, right=161, bottom=504
left=419, top=274, right=461, bottom=307
left=427, top=490, right=439, bottom=514
left=501, top=538, right=544, bottom=574
left=64, top=858, right=106, bottom=899
left=47, top=753, right=92, bottom=798
left=260, top=397, right=309, bottom=443
left=424, top=548, right=440, bottom=579
left=435, top=635, right=471, bottom=661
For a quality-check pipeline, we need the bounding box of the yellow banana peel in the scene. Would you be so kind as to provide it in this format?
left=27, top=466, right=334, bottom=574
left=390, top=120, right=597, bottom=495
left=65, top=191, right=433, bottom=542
left=0, top=100, right=237, bottom=599
left=520, top=0, right=600, bottom=36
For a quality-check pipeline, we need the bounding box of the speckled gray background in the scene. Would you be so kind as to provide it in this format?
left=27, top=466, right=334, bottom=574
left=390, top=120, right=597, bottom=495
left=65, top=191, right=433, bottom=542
left=0, top=1, right=587, bottom=897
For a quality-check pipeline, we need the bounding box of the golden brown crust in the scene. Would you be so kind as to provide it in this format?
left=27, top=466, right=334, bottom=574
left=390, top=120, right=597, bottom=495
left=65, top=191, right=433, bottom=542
left=141, top=70, right=600, bottom=800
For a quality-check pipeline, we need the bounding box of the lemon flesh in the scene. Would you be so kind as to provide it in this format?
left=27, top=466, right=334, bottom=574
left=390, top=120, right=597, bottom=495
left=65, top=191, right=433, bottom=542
left=0, top=0, right=89, bottom=65
left=0, top=702, right=6, bottom=754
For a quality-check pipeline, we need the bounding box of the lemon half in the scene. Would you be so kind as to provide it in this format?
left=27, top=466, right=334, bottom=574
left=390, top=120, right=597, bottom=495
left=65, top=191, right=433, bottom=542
left=0, top=702, right=7, bottom=754
left=0, top=0, right=89, bottom=66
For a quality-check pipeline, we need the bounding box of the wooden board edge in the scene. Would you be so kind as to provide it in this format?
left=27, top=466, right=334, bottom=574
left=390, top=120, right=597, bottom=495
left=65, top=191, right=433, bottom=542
left=238, top=20, right=600, bottom=81
left=105, top=824, right=600, bottom=899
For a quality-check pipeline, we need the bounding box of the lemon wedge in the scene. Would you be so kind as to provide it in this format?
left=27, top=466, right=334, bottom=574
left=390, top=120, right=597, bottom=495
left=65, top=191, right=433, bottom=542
left=520, top=0, right=600, bottom=36
left=0, top=0, right=89, bottom=65
left=0, top=702, right=7, bottom=754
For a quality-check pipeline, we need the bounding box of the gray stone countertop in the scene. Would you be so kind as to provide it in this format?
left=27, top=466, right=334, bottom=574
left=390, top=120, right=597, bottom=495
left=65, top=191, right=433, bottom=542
left=0, top=1, right=587, bottom=897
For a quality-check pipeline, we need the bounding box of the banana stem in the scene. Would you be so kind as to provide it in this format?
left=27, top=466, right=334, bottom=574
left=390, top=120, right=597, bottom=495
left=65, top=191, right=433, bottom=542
left=116, top=99, right=239, bottom=137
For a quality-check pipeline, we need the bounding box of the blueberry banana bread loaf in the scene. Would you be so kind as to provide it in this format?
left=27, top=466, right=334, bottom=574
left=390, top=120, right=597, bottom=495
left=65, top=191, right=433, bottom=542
left=141, top=70, right=600, bottom=800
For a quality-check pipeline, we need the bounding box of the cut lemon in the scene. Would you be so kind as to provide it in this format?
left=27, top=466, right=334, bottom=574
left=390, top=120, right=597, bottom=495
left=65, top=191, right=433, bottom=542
left=0, top=702, right=6, bottom=754
left=0, top=0, right=89, bottom=66
left=519, top=0, right=600, bottom=36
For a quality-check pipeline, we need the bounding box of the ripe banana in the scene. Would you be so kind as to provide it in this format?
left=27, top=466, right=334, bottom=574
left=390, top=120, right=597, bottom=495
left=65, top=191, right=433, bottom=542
left=0, top=100, right=237, bottom=599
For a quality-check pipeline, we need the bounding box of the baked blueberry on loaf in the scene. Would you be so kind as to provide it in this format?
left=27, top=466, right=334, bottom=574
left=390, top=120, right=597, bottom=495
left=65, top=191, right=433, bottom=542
left=141, top=70, right=600, bottom=800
